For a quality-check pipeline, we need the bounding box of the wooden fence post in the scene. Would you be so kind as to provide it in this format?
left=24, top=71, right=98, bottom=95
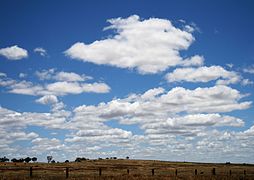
left=244, top=170, right=246, bottom=175
left=175, top=169, right=177, bottom=176
left=66, top=167, right=69, bottom=178
left=127, top=169, right=129, bottom=174
left=152, top=169, right=154, bottom=176
left=229, top=170, right=232, bottom=175
left=195, top=169, right=197, bottom=175
left=30, top=167, right=32, bottom=177
left=212, top=168, right=216, bottom=175
left=99, top=168, right=102, bottom=176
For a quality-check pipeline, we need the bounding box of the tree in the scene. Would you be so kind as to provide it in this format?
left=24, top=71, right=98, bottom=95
left=126, top=156, right=129, bottom=160
left=47, top=156, right=53, bottom=163
left=17, top=158, right=24, bottom=163
left=75, top=157, right=81, bottom=162
left=11, top=158, right=17, bottom=163
left=0, top=156, right=9, bottom=162
left=24, top=157, right=31, bottom=163
left=32, top=157, right=37, bottom=163
left=51, top=160, right=56, bottom=163
left=65, top=160, right=69, bottom=163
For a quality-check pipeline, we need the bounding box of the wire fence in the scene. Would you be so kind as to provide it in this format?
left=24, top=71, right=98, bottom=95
left=0, top=165, right=254, bottom=179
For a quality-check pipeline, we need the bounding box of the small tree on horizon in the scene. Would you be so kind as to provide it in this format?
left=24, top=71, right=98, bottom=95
left=0, top=156, right=9, bottom=162
left=24, top=157, right=31, bottom=163
left=47, top=156, right=53, bottom=163
left=32, top=157, right=37, bottom=163
left=11, top=158, right=17, bottom=163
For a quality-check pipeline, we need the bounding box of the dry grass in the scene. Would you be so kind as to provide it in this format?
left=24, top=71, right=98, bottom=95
left=0, top=159, right=254, bottom=179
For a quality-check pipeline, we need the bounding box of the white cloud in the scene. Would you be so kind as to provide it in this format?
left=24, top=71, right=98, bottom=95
left=0, top=45, right=28, bottom=60
left=7, top=80, right=110, bottom=96
left=35, top=68, right=55, bottom=80
left=0, top=84, right=253, bottom=162
left=19, top=73, right=27, bottom=78
left=226, top=63, right=234, bottom=68
left=1, top=70, right=110, bottom=96
left=65, top=15, right=202, bottom=74
left=46, top=82, right=110, bottom=95
left=241, top=79, right=253, bottom=86
left=36, top=95, right=58, bottom=105
left=0, top=72, right=7, bottom=77
left=180, top=55, right=204, bottom=67
left=72, top=85, right=251, bottom=126
left=54, top=71, right=92, bottom=82
left=35, top=69, right=92, bottom=82
left=165, top=66, right=241, bottom=85
left=34, top=47, right=47, bottom=57
left=243, top=65, right=254, bottom=74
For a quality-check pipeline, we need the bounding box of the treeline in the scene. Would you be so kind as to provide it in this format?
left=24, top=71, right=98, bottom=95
left=75, top=156, right=129, bottom=162
left=1, top=156, right=130, bottom=163
left=0, top=156, right=37, bottom=163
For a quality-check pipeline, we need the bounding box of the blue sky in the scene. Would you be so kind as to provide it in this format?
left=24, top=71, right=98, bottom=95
left=0, top=0, right=254, bottom=163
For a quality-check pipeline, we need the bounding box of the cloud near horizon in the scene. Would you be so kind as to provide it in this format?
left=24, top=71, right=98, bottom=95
left=0, top=85, right=253, bottom=162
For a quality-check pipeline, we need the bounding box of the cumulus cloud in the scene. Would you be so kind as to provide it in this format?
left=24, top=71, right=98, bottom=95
left=1, top=70, right=110, bottom=96
left=180, top=55, right=204, bottom=67
left=34, top=47, right=47, bottom=56
left=46, top=81, right=110, bottom=95
left=0, top=84, right=253, bottom=162
left=65, top=15, right=203, bottom=74
left=7, top=80, right=110, bottom=96
left=72, top=86, right=250, bottom=126
left=0, top=45, right=28, bottom=60
left=165, top=66, right=241, bottom=85
left=36, top=95, right=58, bottom=105
left=35, top=69, right=92, bottom=82
left=35, top=68, right=55, bottom=80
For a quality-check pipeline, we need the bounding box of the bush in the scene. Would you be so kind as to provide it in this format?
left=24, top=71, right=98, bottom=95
left=0, top=157, right=9, bottom=162
left=24, top=157, right=31, bottom=163
left=32, top=157, right=37, bottom=163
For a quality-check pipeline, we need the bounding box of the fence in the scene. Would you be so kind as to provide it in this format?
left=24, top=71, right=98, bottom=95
left=0, top=166, right=253, bottom=179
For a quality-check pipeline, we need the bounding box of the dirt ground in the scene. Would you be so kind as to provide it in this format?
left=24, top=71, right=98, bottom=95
left=0, top=159, right=253, bottom=179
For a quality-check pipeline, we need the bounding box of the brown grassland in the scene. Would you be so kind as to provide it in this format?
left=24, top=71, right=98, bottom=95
left=0, top=159, right=254, bottom=180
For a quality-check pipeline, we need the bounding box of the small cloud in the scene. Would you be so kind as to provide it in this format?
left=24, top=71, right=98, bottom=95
left=165, top=65, right=241, bottom=85
left=19, top=73, right=27, bottom=78
left=214, top=28, right=219, bottom=34
left=34, top=47, right=47, bottom=57
left=36, top=95, right=58, bottom=105
left=241, top=79, right=253, bottom=86
left=35, top=69, right=92, bottom=82
left=226, top=63, right=234, bottom=68
left=190, top=22, right=201, bottom=33
left=243, top=65, right=254, bottom=74
left=0, top=45, right=28, bottom=60
left=0, top=72, right=7, bottom=77
left=178, top=19, right=186, bottom=23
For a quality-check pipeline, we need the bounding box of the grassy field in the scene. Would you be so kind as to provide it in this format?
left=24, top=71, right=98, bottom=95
left=0, top=159, right=254, bottom=179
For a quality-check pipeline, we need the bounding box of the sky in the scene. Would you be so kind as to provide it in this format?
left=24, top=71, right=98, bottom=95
left=0, top=0, right=254, bottom=163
